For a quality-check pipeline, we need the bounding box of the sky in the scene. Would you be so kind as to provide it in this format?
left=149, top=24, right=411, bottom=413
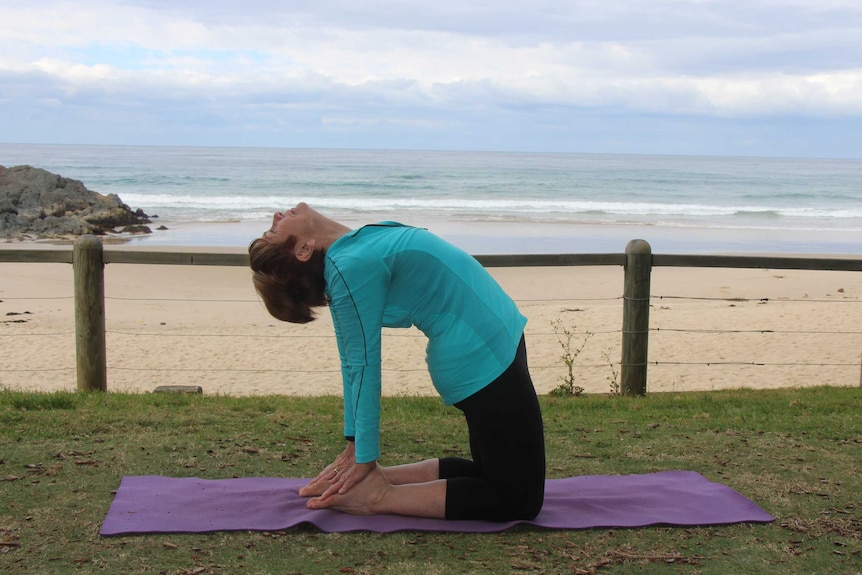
left=1, top=0, right=861, bottom=158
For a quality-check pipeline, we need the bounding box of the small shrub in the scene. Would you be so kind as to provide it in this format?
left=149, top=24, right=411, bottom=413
left=549, top=320, right=592, bottom=397
left=603, top=350, right=620, bottom=396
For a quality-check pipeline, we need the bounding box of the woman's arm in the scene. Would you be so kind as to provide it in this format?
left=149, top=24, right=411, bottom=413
left=326, top=254, right=390, bottom=464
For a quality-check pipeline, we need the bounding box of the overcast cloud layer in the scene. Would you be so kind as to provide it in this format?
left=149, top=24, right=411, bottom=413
left=1, top=0, right=860, bottom=157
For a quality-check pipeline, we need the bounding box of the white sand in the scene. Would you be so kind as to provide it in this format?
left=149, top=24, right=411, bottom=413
left=1, top=249, right=860, bottom=396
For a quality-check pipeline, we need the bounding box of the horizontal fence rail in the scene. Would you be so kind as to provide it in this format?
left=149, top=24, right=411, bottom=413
left=2, top=238, right=860, bottom=395
left=651, top=254, right=862, bottom=272
left=4, top=248, right=861, bottom=271
left=0, top=249, right=627, bottom=268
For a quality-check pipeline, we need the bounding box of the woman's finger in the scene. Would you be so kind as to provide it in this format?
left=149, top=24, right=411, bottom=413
left=300, top=461, right=342, bottom=496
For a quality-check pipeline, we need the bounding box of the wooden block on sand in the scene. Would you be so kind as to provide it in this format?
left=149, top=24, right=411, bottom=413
left=153, top=385, right=203, bottom=394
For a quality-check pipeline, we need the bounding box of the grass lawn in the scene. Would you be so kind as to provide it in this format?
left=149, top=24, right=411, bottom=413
left=1, top=386, right=860, bottom=574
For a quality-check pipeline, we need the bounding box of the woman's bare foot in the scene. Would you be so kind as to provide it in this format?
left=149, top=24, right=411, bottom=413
left=306, top=465, right=392, bottom=515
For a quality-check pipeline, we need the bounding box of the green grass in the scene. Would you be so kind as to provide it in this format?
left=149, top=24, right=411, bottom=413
left=1, top=387, right=860, bottom=574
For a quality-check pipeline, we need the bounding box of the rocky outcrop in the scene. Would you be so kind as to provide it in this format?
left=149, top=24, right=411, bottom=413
left=0, top=164, right=152, bottom=240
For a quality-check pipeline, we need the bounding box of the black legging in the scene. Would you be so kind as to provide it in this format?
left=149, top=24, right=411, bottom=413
left=439, top=335, right=546, bottom=521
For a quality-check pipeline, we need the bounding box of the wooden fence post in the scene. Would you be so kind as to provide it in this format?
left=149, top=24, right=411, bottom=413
left=73, top=235, right=107, bottom=392
left=621, top=239, right=652, bottom=396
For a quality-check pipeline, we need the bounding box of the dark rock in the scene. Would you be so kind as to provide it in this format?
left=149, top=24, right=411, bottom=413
left=120, top=225, right=152, bottom=235
left=0, top=164, right=152, bottom=240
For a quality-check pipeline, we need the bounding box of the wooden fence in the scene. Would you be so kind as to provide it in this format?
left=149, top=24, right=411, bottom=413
left=2, top=236, right=861, bottom=395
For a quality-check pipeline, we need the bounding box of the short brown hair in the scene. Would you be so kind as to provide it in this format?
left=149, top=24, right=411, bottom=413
left=248, top=234, right=327, bottom=323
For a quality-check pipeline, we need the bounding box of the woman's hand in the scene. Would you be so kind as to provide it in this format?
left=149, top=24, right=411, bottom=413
left=305, top=462, right=391, bottom=514
left=308, top=461, right=377, bottom=507
left=299, top=442, right=375, bottom=501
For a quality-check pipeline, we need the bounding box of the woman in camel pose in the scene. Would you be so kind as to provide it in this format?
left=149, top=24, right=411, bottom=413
left=249, top=203, right=545, bottom=521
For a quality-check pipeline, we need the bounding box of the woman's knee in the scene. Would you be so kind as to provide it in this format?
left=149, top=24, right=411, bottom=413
left=486, top=478, right=545, bottom=522
left=508, top=481, right=545, bottom=520
left=516, top=490, right=545, bottom=520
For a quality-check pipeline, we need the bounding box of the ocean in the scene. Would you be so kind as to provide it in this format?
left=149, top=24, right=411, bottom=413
left=2, top=143, right=860, bottom=255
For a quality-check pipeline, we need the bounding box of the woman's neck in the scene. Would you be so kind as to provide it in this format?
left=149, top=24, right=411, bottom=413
left=316, top=221, right=353, bottom=251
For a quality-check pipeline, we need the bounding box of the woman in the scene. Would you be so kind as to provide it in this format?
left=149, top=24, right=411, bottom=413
left=249, top=203, right=545, bottom=521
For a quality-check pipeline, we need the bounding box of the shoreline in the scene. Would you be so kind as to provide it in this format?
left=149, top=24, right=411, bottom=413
left=4, top=217, right=862, bottom=257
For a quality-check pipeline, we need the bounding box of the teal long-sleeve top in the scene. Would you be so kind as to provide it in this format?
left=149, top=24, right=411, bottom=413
left=324, top=223, right=527, bottom=464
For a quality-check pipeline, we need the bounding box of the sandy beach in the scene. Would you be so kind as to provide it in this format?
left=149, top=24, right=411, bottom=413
left=1, top=245, right=860, bottom=396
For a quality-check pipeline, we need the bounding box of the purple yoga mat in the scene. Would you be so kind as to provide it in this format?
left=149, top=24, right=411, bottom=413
left=100, top=470, right=773, bottom=535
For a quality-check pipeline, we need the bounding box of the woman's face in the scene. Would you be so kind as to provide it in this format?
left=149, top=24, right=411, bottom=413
left=264, top=202, right=318, bottom=242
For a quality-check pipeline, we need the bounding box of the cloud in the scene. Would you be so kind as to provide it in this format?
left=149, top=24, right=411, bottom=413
left=0, top=0, right=860, bottom=155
